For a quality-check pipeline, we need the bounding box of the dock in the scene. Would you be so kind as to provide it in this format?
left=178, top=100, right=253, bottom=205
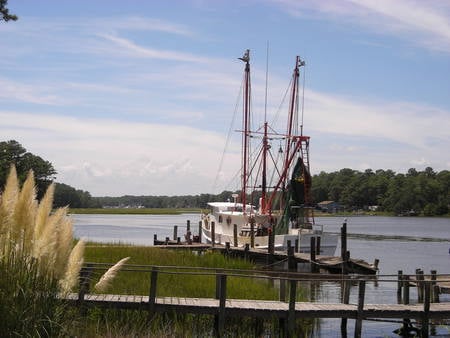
left=153, top=219, right=379, bottom=275
left=70, top=263, right=450, bottom=338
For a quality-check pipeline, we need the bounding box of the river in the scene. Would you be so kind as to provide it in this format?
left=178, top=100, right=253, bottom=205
left=72, top=214, right=450, bottom=337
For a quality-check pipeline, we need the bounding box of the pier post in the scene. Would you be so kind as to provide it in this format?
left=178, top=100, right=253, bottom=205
left=153, top=234, right=157, bottom=245
left=341, top=220, right=347, bottom=260
left=250, top=218, right=255, bottom=248
left=421, top=281, right=431, bottom=338
left=148, top=266, right=158, bottom=315
left=340, top=278, right=351, bottom=336
left=198, top=221, right=202, bottom=243
left=78, top=263, right=93, bottom=314
left=244, top=243, right=250, bottom=260
left=173, top=225, right=178, bottom=241
left=214, top=273, right=227, bottom=336
left=316, top=236, right=321, bottom=255
left=417, top=269, right=424, bottom=303
left=310, top=237, right=317, bottom=273
left=211, top=221, right=215, bottom=247
left=186, top=220, right=190, bottom=232
left=354, top=280, right=366, bottom=338
left=342, top=251, right=350, bottom=275
left=267, top=231, right=274, bottom=266
left=287, top=242, right=296, bottom=271
left=279, top=278, right=286, bottom=302
left=430, top=270, right=439, bottom=303
left=403, top=275, right=410, bottom=305
left=294, top=238, right=299, bottom=253
left=233, top=224, right=238, bottom=247
left=288, top=279, right=297, bottom=335
left=397, top=270, right=403, bottom=303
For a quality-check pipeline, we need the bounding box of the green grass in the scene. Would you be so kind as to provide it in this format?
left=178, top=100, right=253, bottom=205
left=84, top=244, right=283, bottom=300
left=77, top=243, right=313, bottom=337
left=70, top=207, right=203, bottom=215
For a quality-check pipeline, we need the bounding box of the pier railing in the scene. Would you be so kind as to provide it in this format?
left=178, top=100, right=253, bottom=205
left=70, top=263, right=450, bottom=338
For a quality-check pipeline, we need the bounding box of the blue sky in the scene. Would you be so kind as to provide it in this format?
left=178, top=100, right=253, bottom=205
left=1, top=0, right=449, bottom=196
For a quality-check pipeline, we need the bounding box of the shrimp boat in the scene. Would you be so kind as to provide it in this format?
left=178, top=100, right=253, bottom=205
left=201, top=50, right=338, bottom=255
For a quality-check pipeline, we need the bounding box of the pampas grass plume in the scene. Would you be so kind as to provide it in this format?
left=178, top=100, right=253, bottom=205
left=59, top=240, right=85, bottom=294
left=94, top=257, right=130, bottom=293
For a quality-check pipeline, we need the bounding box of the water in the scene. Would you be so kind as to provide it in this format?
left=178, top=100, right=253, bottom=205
left=73, top=214, right=450, bottom=337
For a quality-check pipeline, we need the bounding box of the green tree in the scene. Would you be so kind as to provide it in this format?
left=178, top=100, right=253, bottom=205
left=0, top=0, right=17, bottom=21
left=0, top=140, right=57, bottom=198
left=54, top=183, right=98, bottom=208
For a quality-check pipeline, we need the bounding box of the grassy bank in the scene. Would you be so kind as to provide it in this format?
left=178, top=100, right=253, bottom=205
left=75, top=243, right=313, bottom=336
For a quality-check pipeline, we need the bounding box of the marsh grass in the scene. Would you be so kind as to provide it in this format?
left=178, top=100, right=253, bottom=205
left=84, top=244, right=281, bottom=299
left=77, top=244, right=314, bottom=337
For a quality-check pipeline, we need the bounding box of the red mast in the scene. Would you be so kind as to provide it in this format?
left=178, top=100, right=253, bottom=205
left=265, top=56, right=305, bottom=212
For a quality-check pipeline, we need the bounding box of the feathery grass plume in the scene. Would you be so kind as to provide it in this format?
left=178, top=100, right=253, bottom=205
left=13, top=171, right=37, bottom=254
left=34, top=183, right=54, bottom=240
left=94, top=257, right=130, bottom=293
left=54, top=212, right=73, bottom=277
left=32, top=207, right=65, bottom=268
left=0, top=166, right=19, bottom=252
left=59, top=240, right=85, bottom=294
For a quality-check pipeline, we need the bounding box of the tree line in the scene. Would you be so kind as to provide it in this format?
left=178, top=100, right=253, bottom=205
left=1, top=140, right=449, bottom=215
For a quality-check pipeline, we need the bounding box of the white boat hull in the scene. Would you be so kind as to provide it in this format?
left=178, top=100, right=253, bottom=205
left=201, top=226, right=338, bottom=256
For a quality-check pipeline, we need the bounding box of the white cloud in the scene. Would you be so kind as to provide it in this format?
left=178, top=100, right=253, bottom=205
left=272, top=0, right=450, bottom=53
left=0, top=110, right=237, bottom=196
left=96, top=33, right=210, bottom=62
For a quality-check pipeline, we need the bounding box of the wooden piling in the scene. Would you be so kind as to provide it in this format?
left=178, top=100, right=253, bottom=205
left=279, top=278, right=286, bottom=302
left=403, top=275, right=410, bottom=305
left=316, top=236, right=321, bottom=255
left=233, top=224, right=238, bottom=247
left=417, top=269, right=424, bottom=303
left=294, top=238, right=299, bottom=253
left=288, top=279, right=297, bottom=335
left=186, top=220, right=190, bottom=232
left=198, top=221, right=202, bottom=243
left=173, top=225, right=178, bottom=241
left=153, top=234, right=157, bottom=245
left=341, top=221, right=347, bottom=260
left=430, top=270, right=439, bottom=303
left=354, top=280, right=366, bottom=338
left=340, top=278, right=351, bottom=337
left=148, top=266, right=158, bottom=314
left=211, top=221, right=215, bottom=247
left=310, top=237, right=317, bottom=273
left=78, top=263, right=93, bottom=315
left=397, top=270, right=403, bottom=302
left=287, top=243, right=296, bottom=271
left=214, top=273, right=227, bottom=336
left=421, top=281, right=431, bottom=338
left=250, top=220, right=255, bottom=248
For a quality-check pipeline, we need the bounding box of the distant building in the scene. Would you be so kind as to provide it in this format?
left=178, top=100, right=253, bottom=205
left=317, top=200, right=341, bottom=213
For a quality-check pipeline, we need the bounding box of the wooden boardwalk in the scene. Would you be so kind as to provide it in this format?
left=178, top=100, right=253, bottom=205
left=66, top=293, right=450, bottom=320
left=71, top=263, right=450, bottom=337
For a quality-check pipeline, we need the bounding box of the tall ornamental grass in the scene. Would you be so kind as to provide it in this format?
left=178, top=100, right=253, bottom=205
left=0, top=166, right=84, bottom=336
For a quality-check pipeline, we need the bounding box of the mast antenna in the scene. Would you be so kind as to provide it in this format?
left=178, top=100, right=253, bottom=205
left=264, top=41, right=269, bottom=122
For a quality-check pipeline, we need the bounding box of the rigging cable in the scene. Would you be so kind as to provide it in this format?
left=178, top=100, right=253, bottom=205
left=211, top=73, right=244, bottom=193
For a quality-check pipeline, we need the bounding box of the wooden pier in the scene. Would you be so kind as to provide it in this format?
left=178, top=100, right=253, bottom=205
left=153, top=220, right=378, bottom=275
left=70, top=264, right=450, bottom=338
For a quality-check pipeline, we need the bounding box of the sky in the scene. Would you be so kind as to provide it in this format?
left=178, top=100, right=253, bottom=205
left=1, top=0, right=449, bottom=197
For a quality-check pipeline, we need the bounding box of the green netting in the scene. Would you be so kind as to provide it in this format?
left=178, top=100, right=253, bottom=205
left=274, top=157, right=310, bottom=235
